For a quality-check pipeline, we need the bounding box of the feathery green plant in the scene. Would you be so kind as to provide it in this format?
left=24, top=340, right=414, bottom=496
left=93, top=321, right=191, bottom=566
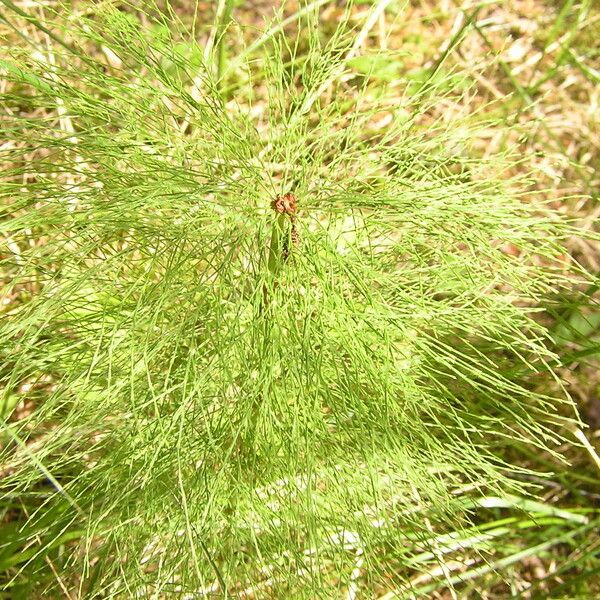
left=0, top=1, right=594, bottom=597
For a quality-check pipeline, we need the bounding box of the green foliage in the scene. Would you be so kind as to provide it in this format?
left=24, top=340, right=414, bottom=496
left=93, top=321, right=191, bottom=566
left=0, top=1, right=596, bottom=597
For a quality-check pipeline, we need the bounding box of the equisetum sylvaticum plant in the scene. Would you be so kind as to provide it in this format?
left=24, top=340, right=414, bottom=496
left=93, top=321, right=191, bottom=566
left=0, top=1, right=593, bottom=597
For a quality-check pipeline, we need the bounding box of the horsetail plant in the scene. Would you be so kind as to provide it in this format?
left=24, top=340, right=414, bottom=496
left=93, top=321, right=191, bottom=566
left=0, top=1, right=593, bottom=597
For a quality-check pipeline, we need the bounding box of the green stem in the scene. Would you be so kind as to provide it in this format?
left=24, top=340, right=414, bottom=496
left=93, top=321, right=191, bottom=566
left=261, top=212, right=287, bottom=312
left=266, top=213, right=287, bottom=276
left=216, top=0, right=235, bottom=89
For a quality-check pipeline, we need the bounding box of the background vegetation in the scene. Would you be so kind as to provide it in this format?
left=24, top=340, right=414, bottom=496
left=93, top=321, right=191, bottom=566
left=1, top=0, right=599, bottom=598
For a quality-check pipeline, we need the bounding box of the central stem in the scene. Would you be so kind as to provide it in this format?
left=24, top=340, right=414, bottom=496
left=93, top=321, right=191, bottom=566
left=262, top=193, right=298, bottom=310
left=266, top=212, right=288, bottom=276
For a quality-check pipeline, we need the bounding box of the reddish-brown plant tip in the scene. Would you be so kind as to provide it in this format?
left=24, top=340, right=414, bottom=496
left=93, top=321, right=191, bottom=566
left=271, top=192, right=298, bottom=215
